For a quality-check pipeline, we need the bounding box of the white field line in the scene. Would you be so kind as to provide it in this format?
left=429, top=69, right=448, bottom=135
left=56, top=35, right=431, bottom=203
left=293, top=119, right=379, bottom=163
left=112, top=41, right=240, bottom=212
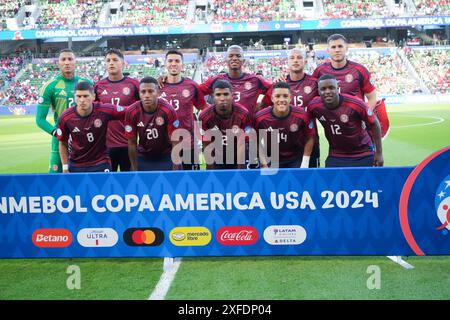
left=390, top=115, right=445, bottom=129
left=148, top=257, right=182, bottom=300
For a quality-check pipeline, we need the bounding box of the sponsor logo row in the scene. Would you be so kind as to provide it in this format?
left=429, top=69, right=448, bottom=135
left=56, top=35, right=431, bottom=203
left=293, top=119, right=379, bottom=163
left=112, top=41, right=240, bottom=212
left=32, top=225, right=307, bottom=248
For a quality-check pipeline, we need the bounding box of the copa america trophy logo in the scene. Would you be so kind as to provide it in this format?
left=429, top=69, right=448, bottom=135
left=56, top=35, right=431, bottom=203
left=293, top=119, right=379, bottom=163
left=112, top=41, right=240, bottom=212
left=435, top=175, right=450, bottom=235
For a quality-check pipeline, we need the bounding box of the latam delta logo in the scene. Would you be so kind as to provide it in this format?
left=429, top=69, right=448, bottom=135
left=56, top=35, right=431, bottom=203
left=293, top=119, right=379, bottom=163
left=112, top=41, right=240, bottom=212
left=435, top=175, right=450, bottom=235
left=216, top=226, right=258, bottom=245
left=32, top=229, right=72, bottom=248
left=263, top=225, right=307, bottom=245
left=123, top=228, right=164, bottom=246
left=77, top=228, right=118, bottom=247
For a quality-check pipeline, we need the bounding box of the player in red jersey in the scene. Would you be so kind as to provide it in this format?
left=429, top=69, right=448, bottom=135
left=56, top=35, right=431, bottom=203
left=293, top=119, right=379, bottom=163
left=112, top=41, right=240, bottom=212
left=94, top=48, right=140, bottom=172
left=160, top=49, right=207, bottom=170
left=199, top=45, right=271, bottom=117
left=259, top=48, right=320, bottom=167
left=56, top=81, right=127, bottom=172
left=307, top=74, right=383, bottom=168
left=125, top=77, right=180, bottom=171
left=199, top=80, right=251, bottom=170
left=312, top=34, right=377, bottom=108
left=254, top=82, right=315, bottom=169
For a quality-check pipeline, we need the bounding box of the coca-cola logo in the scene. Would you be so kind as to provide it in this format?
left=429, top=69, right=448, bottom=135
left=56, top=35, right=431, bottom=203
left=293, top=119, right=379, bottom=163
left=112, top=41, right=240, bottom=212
left=216, top=226, right=258, bottom=246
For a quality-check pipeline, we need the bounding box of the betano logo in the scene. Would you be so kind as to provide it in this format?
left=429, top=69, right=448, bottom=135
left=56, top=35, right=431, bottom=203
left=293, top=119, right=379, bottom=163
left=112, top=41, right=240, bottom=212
left=123, top=228, right=164, bottom=246
left=77, top=228, right=118, bottom=247
left=263, top=225, right=307, bottom=245
left=32, top=228, right=72, bottom=248
left=169, top=227, right=211, bottom=246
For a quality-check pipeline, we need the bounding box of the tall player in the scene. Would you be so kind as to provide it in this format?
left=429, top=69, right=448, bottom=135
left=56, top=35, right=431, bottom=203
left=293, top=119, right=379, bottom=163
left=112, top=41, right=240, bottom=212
left=159, top=50, right=206, bottom=170
left=258, top=48, right=320, bottom=167
left=200, top=45, right=271, bottom=117
left=125, top=77, right=179, bottom=171
left=307, top=75, right=383, bottom=168
left=199, top=80, right=251, bottom=170
left=312, top=34, right=377, bottom=109
left=254, top=82, right=315, bottom=169
left=94, top=49, right=140, bottom=172
left=36, top=49, right=92, bottom=173
left=56, top=82, right=126, bottom=173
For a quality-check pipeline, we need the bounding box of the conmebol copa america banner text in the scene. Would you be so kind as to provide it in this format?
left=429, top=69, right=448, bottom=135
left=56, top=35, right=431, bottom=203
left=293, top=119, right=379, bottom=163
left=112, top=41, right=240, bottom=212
left=0, top=147, right=449, bottom=258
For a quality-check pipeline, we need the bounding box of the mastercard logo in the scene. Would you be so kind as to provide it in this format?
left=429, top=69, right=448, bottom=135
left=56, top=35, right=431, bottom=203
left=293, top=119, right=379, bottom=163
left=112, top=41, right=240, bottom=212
left=123, top=228, right=164, bottom=246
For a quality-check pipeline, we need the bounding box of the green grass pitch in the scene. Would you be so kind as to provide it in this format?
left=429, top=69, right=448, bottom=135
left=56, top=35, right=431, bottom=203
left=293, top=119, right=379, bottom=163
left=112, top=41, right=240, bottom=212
left=0, top=103, right=449, bottom=299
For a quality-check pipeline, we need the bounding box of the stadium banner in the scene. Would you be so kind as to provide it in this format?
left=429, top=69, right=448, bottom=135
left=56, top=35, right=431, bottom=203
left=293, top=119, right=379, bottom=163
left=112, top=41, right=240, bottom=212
left=0, top=147, right=449, bottom=258
left=2, top=15, right=449, bottom=41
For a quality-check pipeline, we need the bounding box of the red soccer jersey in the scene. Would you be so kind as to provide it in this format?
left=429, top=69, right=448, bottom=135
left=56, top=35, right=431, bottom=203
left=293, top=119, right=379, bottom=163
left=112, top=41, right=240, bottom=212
left=160, top=77, right=205, bottom=130
left=57, top=103, right=126, bottom=167
left=124, top=98, right=179, bottom=158
left=254, top=106, right=315, bottom=163
left=199, top=73, right=271, bottom=115
left=312, top=60, right=375, bottom=101
left=261, top=74, right=318, bottom=109
left=94, top=76, right=140, bottom=148
left=199, top=103, right=251, bottom=165
left=307, top=94, right=376, bottom=158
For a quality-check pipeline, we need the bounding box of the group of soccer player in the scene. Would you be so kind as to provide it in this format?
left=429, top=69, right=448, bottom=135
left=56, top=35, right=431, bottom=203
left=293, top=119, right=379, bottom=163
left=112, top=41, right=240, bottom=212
left=35, top=33, right=384, bottom=173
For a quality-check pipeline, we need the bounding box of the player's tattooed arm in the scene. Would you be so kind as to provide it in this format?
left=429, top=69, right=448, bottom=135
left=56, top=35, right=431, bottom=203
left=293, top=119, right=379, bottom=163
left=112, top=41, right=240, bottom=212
left=128, top=137, right=138, bottom=171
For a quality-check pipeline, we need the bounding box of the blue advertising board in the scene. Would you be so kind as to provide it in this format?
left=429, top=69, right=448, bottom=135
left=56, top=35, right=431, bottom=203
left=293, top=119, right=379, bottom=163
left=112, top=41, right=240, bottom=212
left=0, top=147, right=449, bottom=258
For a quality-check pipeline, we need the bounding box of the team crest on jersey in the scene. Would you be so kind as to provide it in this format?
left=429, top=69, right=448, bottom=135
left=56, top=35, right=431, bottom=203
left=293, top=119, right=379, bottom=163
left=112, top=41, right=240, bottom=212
left=345, top=74, right=354, bottom=83
left=125, top=125, right=132, bottom=133
left=38, top=97, right=44, bottom=104
left=56, top=128, right=62, bottom=136
left=123, top=87, right=130, bottom=95
left=156, top=116, right=165, bottom=126
left=340, top=114, right=349, bottom=123
left=182, top=89, right=190, bottom=98
left=290, top=123, right=299, bottom=132
left=94, top=119, right=102, bottom=128
left=244, top=81, right=252, bottom=90
left=304, top=86, right=312, bottom=94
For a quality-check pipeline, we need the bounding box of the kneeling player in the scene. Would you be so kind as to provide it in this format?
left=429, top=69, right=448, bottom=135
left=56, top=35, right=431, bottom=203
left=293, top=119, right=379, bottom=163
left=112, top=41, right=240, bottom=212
left=57, top=81, right=126, bottom=172
left=254, top=82, right=314, bottom=169
left=199, top=80, right=251, bottom=169
left=125, top=77, right=179, bottom=171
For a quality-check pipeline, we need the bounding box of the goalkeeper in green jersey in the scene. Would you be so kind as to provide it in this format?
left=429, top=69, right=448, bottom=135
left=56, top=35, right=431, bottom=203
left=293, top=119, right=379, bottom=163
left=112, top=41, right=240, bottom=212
left=35, top=49, right=93, bottom=173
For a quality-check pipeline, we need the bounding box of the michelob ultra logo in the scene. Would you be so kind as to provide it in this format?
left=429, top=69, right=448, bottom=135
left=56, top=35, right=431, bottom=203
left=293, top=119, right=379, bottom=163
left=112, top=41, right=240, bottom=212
left=77, top=228, right=118, bottom=248
left=169, top=227, right=211, bottom=246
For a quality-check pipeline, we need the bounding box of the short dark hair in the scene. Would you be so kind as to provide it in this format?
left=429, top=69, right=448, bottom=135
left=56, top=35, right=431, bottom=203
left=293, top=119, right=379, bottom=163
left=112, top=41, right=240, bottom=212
left=212, top=79, right=232, bottom=92
left=140, top=76, right=159, bottom=87
left=272, top=81, right=290, bottom=91
left=75, top=81, right=93, bottom=93
left=59, top=48, right=74, bottom=55
left=165, top=49, right=183, bottom=60
left=318, top=74, right=337, bottom=82
left=105, top=48, right=124, bottom=60
left=327, top=34, right=348, bottom=44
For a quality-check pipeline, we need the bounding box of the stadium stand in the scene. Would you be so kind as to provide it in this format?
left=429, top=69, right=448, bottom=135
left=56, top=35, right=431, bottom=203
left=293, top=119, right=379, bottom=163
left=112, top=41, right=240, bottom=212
left=412, top=0, right=450, bottom=16
left=206, top=0, right=301, bottom=23
left=404, top=47, right=450, bottom=94
left=322, top=0, right=394, bottom=18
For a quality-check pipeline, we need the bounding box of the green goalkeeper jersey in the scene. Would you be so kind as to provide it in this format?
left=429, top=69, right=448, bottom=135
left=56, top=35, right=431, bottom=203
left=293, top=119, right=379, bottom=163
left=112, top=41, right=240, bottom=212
left=36, top=74, right=93, bottom=136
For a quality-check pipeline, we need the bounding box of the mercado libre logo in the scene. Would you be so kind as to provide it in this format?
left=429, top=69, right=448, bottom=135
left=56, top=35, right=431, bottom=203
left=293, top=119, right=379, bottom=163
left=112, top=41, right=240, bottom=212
left=399, top=146, right=450, bottom=256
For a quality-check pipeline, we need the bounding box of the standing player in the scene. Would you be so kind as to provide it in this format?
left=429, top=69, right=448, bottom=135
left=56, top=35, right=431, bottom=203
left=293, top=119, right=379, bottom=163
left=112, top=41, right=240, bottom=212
left=259, top=48, right=320, bottom=167
left=36, top=49, right=92, bottom=173
left=159, top=50, right=206, bottom=170
left=312, top=34, right=377, bottom=109
left=307, top=75, right=383, bottom=168
left=125, top=77, right=179, bottom=171
left=200, top=45, right=271, bottom=117
left=199, top=80, right=251, bottom=170
left=94, top=49, right=140, bottom=172
left=56, top=82, right=126, bottom=172
left=254, top=82, right=315, bottom=169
